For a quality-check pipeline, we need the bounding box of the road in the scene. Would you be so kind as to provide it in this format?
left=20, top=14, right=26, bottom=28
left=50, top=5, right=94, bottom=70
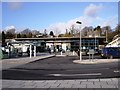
left=2, top=55, right=120, bottom=80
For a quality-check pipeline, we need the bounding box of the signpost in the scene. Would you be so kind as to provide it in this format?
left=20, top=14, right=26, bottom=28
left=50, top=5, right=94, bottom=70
left=88, top=49, right=94, bottom=61
left=30, top=44, right=32, bottom=58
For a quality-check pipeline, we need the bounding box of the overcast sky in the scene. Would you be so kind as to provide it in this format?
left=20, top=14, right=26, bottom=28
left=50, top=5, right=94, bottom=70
left=2, top=2, right=118, bottom=34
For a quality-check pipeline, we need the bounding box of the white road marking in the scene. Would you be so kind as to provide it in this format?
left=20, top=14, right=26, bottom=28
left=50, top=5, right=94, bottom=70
left=49, top=73, right=102, bottom=76
left=114, top=70, right=120, bottom=73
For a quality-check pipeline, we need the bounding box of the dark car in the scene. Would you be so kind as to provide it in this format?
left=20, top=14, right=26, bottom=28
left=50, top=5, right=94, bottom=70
left=101, top=47, right=120, bottom=59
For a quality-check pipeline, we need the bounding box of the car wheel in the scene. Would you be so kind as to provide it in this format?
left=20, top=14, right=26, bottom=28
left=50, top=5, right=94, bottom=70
left=110, top=55, right=113, bottom=59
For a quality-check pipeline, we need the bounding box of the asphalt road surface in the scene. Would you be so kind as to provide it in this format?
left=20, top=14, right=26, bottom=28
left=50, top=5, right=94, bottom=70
left=2, top=56, right=120, bottom=80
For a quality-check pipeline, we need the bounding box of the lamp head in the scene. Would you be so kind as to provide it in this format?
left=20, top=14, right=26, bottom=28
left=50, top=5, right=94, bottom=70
left=76, top=21, right=82, bottom=24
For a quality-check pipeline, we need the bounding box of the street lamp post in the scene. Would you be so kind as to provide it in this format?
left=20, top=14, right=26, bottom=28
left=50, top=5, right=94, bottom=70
left=76, top=21, right=82, bottom=61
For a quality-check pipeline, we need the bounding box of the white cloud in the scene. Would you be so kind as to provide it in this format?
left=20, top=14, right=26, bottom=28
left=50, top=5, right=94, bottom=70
left=84, top=4, right=103, bottom=17
left=47, top=14, right=118, bottom=35
left=47, top=16, right=91, bottom=35
left=100, top=15, right=118, bottom=28
left=5, top=26, right=15, bottom=31
left=48, top=23, right=67, bottom=35
left=46, top=3, right=104, bottom=35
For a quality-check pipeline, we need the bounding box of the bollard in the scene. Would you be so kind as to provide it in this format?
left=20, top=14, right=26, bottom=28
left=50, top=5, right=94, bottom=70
left=34, top=46, right=36, bottom=57
left=61, top=51, right=62, bottom=56
left=73, top=51, right=74, bottom=55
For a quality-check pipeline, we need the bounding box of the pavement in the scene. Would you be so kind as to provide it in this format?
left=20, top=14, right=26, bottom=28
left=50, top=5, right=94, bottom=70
left=73, top=59, right=120, bottom=64
left=2, top=78, right=120, bottom=89
left=0, top=53, right=55, bottom=70
left=1, top=53, right=120, bottom=89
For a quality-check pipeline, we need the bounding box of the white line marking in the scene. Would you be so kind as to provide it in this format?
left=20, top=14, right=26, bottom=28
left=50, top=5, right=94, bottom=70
left=49, top=73, right=102, bottom=76
left=114, top=70, right=120, bottom=73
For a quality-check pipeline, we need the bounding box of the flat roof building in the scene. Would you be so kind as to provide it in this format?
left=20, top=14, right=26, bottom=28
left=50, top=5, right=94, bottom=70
left=14, top=37, right=106, bottom=52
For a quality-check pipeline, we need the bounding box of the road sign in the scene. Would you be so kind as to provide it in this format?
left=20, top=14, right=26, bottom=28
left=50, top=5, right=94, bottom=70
left=88, top=49, right=94, bottom=54
left=88, top=49, right=94, bottom=61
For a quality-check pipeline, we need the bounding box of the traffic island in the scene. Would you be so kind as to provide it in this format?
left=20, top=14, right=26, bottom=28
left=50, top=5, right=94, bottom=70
left=73, top=59, right=120, bottom=64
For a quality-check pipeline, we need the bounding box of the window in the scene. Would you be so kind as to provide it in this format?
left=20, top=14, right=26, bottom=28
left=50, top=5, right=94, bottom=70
left=118, top=48, right=120, bottom=51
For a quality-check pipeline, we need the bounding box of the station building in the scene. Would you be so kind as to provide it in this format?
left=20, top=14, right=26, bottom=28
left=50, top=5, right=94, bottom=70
left=13, top=36, right=106, bottom=53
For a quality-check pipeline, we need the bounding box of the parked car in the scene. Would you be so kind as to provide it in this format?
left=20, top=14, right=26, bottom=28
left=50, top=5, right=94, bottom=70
left=101, top=47, right=120, bottom=59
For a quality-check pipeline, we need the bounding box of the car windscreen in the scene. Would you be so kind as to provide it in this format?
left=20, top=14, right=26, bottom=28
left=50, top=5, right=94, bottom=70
left=108, top=48, right=120, bottom=52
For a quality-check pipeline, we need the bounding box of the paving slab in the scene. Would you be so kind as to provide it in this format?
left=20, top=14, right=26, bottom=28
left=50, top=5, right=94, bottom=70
left=101, top=84, right=116, bottom=88
left=71, top=84, right=86, bottom=88
left=81, top=81, right=94, bottom=85
left=2, top=78, right=119, bottom=89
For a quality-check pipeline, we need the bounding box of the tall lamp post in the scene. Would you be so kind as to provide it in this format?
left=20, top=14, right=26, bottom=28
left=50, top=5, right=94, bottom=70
left=76, top=21, right=82, bottom=61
